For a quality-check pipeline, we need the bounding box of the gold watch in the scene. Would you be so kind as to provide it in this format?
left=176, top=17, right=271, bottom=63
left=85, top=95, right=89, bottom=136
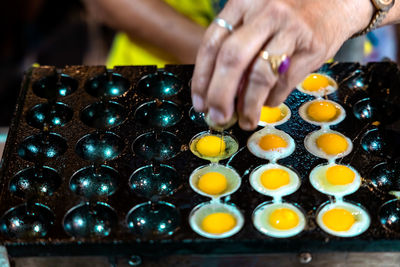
left=353, top=0, right=395, bottom=37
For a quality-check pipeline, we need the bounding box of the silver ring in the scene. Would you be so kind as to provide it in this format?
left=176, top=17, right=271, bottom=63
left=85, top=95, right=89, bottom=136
left=213, top=18, right=234, bottom=33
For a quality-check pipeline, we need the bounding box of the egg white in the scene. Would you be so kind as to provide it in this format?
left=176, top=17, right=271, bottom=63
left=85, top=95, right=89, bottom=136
left=252, top=201, right=306, bottom=238
left=299, top=99, right=346, bottom=127
left=309, top=163, right=361, bottom=197
left=304, top=129, right=353, bottom=161
left=189, top=201, right=244, bottom=239
left=258, top=103, right=292, bottom=127
left=247, top=127, right=295, bottom=162
left=316, top=201, right=370, bottom=238
left=250, top=163, right=300, bottom=199
left=189, top=131, right=239, bottom=162
left=189, top=163, right=241, bottom=199
left=296, top=73, right=338, bottom=97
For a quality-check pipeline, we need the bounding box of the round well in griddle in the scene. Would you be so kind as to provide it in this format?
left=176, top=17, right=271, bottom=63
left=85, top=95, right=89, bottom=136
left=132, top=131, right=180, bottom=161
left=75, top=132, right=124, bottom=162
left=126, top=201, right=180, bottom=238
left=85, top=73, right=130, bottom=98
left=0, top=203, right=54, bottom=239
left=63, top=202, right=118, bottom=238
left=361, top=128, right=400, bottom=157
left=189, top=106, right=206, bottom=127
left=70, top=165, right=119, bottom=198
left=137, top=71, right=183, bottom=98
left=129, top=164, right=180, bottom=199
left=379, top=199, right=400, bottom=233
left=26, top=102, right=73, bottom=129
left=353, top=98, right=380, bottom=122
left=80, top=101, right=127, bottom=129
left=369, top=162, right=399, bottom=191
left=134, top=100, right=182, bottom=128
left=33, top=74, right=77, bottom=99
left=17, top=132, right=67, bottom=162
left=10, top=166, right=61, bottom=198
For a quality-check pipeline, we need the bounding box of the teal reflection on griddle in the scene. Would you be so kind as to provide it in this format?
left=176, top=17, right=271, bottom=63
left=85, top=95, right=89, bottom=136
left=10, top=166, right=61, bottom=198
left=76, top=132, right=124, bottom=162
left=85, top=73, right=129, bottom=98
left=134, top=100, right=182, bottom=128
left=132, top=131, right=180, bottom=161
left=33, top=74, right=77, bottom=99
left=81, top=101, right=127, bottom=129
left=126, top=201, right=180, bottom=238
left=0, top=203, right=54, bottom=238
left=379, top=199, right=400, bottom=233
left=129, top=164, right=179, bottom=198
left=26, top=102, right=73, bottom=129
left=63, top=202, right=117, bottom=237
left=17, top=133, right=67, bottom=161
left=70, top=165, right=119, bottom=198
left=137, top=71, right=182, bottom=98
left=189, top=106, right=206, bottom=127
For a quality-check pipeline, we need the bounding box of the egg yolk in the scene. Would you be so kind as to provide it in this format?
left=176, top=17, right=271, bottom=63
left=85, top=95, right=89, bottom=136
left=302, top=74, right=330, bottom=92
left=261, top=169, right=290, bottom=190
left=316, top=133, right=348, bottom=156
left=201, top=212, right=236, bottom=234
left=260, top=106, right=284, bottom=123
left=196, top=135, right=226, bottom=157
left=322, top=208, right=355, bottom=232
left=326, top=165, right=355, bottom=185
left=307, top=101, right=338, bottom=122
left=269, top=208, right=299, bottom=230
left=259, top=134, right=288, bottom=151
left=198, top=172, right=228, bottom=195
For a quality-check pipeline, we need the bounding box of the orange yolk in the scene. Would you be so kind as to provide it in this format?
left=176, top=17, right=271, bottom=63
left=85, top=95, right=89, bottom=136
left=259, top=134, right=288, bottom=151
left=307, top=101, right=338, bottom=122
left=326, top=165, right=355, bottom=185
left=260, top=106, right=284, bottom=123
left=302, top=74, right=330, bottom=92
left=202, top=212, right=236, bottom=234
left=198, top=172, right=228, bottom=195
left=261, top=169, right=290, bottom=190
left=196, top=135, right=226, bottom=157
left=322, top=208, right=355, bottom=232
left=316, top=133, right=348, bottom=156
left=269, top=208, right=299, bottom=230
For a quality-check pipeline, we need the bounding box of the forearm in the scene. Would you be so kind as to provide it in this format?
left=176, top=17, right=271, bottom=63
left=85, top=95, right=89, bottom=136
left=87, top=0, right=205, bottom=63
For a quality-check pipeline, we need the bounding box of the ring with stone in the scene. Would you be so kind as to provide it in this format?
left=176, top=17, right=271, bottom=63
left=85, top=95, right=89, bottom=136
left=213, top=18, right=234, bottom=33
left=259, top=51, right=291, bottom=75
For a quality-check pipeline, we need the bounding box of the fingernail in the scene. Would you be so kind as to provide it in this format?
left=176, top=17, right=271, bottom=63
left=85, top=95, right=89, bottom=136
left=192, top=94, right=204, bottom=111
left=240, top=120, right=254, bottom=131
left=209, top=107, right=225, bottom=124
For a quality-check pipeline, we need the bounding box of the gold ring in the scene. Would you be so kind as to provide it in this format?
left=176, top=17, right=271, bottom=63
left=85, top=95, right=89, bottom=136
left=259, top=51, right=291, bottom=75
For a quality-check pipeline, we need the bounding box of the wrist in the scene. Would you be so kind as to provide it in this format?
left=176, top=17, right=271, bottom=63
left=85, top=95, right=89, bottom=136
left=341, top=0, right=375, bottom=38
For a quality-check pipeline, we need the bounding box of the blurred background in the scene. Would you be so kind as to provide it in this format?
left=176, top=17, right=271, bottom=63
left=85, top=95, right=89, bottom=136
left=0, top=0, right=399, bottom=128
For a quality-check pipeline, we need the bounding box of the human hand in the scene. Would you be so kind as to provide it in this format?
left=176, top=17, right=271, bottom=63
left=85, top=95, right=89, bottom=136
left=191, top=0, right=373, bottom=130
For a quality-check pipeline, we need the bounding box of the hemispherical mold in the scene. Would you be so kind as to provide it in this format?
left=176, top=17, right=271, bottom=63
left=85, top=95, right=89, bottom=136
left=369, top=162, right=399, bottom=191
left=10, top=166, right=61, bottom=198
left=252, top=201, right=306, bottom=238
left=379, top=199, right=400, bottom=233
left=63, top=202, right=117, bottom=238
left=258, top=103, right=292, bottom=127
left=204, top=112, right=237, bottom=131
left=189, top=107, right=206, bottom=127
left=137, top=71, right=183, bottom=98
left=129, top=164, right=180, bottom=198
left=70, top=165, right=119, bottom=198
left=18, top=132, right=67, bottom=162
left=353, top=98, right=380, bottom=122
left=132, top=131, right=180, bottom=161
left=33, top=74, right=77, bottom=99
left=298, top=99, right=345, bottom=127
left=134, top=100, right=182, bottom=128
left=85, top=73, right=130, bottom=98
left=26, top=102, right=73, bottom=129
left=80, top=101, right=127, bottom=129
left=76, top=132, right=124, bottom=162
left=360, top=128, right=399, bottom=157
left=0, top=203, right=54, bottom=238
left=296, top=73, right=338, bottom=97
left=126, top=201, right=180, bottom=238
left=189, top=201, right=244, bottom=239
left=189, top=163, right=241, bottom=199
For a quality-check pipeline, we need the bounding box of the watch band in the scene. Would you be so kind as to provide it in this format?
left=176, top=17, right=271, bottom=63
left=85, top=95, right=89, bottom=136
left=353, top=10, right=388, bottom=38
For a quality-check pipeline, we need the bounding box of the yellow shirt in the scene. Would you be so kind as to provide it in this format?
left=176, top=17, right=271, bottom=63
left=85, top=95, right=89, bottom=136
left=107, top=0, right=216, bottom=68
